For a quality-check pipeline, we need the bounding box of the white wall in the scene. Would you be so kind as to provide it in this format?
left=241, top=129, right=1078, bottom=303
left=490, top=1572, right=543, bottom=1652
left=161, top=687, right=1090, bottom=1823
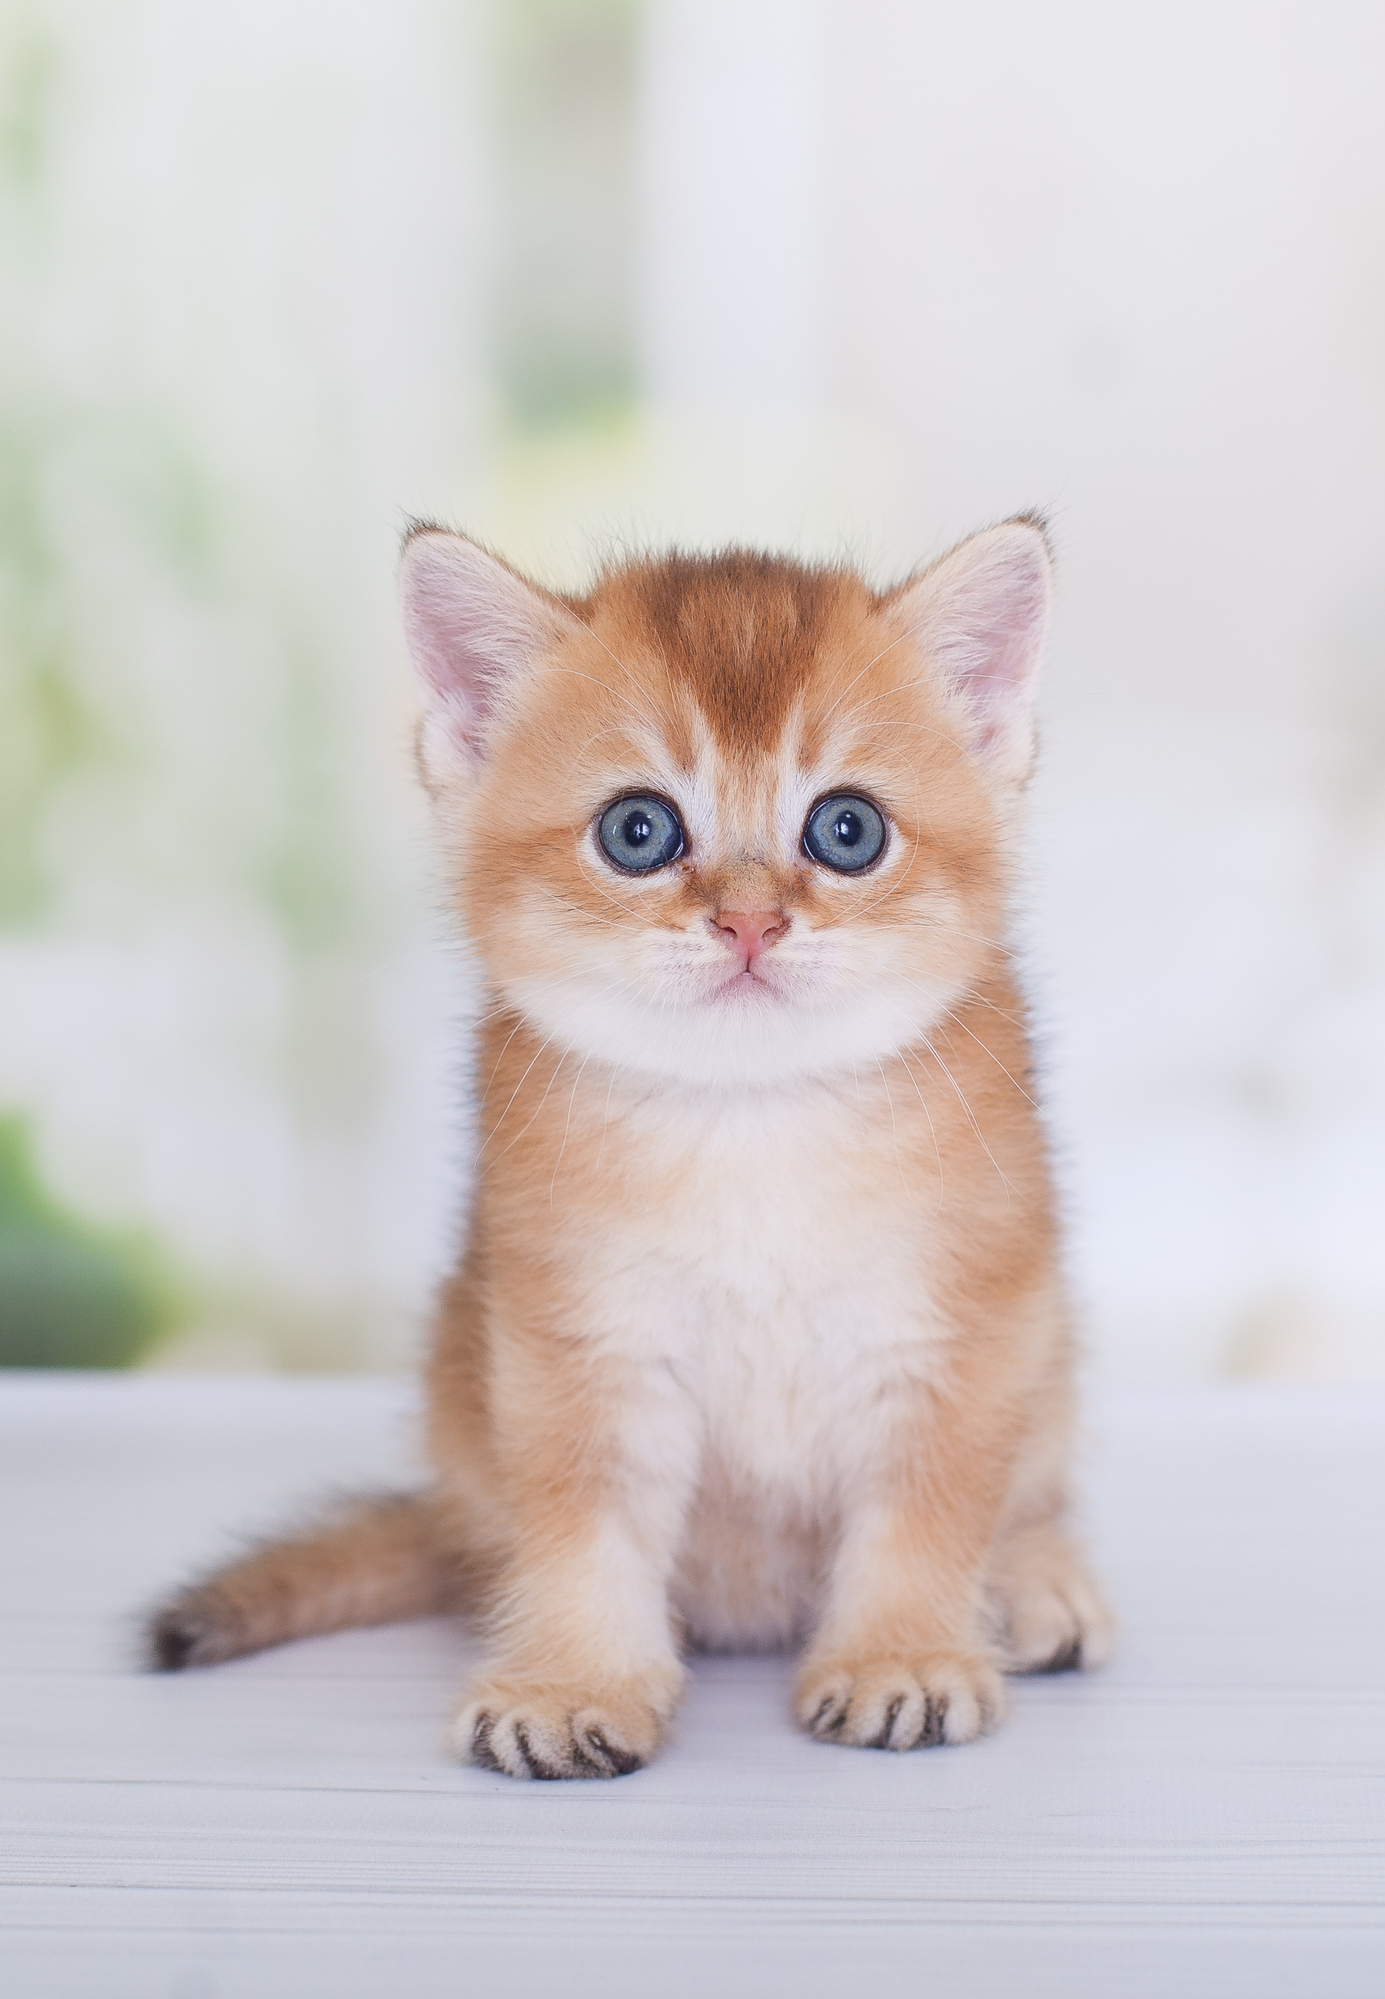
left=633, top=0, right=1385, bottom=1377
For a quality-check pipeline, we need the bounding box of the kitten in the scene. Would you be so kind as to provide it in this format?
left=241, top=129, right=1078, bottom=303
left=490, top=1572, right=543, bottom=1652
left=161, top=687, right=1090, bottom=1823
left=150, top=518, right=1112, bottom=1778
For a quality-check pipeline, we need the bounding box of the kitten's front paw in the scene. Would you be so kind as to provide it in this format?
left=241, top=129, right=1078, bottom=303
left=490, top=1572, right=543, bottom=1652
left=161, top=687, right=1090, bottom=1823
left=794, top=1646, right=1006, bottom=1751
left=988, top=1531, right=1115, bottom=1674
left=452, top=1673, right=676, bottom=1780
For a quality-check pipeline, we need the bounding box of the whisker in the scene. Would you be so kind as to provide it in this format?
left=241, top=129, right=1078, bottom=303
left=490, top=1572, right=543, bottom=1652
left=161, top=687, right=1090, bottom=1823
left=562, top=721, right=638, bottom=782
left=573, top=850, right=655, bottom=922
left=543, top=659, right=660, bottom=737
left=820, top=960, right=1008, bottom=1205
left=917, top=1032, right=1012, bottom=1204
left=476, top=1029, right=560, bottom=1159
left=894, top=1045, right=946, bottom=1216
left=959, top=986, right=1023, bottom=1026
left=534, top=884, right=630, bottom=930
left=491, top=1046, right=570, bottom=1164
left=841, top=675, right=964, bottom=727
left=942, top=1009, right=1036, bottom=1107
left=480, top=1011, right=531, bottom=1103
left=815, top=618, right=926, bottom=730
left=550, top=1050, right=593, bottom=1205
left=815, top=812, right=923, bottom=931
left=596, top=1062, right=620, bottom=1172
left=571, top=620, right=665, bottom=734
left=472, top=966, right=590, bottom=1029
left=477, top=971, right=595, bottom=1093
left=874, top=1055, right=910, bottom=1201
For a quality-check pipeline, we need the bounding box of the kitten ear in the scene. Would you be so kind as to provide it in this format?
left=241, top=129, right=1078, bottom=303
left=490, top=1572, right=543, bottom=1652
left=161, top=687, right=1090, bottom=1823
left=891, top=518, right=1053, bottom=790
left=398, top=528, right=580, bottom=781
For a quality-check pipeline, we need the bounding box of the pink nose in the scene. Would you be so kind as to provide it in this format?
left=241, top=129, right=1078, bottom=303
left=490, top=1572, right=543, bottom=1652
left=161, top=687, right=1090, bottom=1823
left=712, top=908, right=785, bottom=965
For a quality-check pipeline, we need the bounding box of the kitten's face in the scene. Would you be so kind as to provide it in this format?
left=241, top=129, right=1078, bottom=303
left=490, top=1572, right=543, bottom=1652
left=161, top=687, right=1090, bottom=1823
left=403, top=532, right=1050, bottom=1089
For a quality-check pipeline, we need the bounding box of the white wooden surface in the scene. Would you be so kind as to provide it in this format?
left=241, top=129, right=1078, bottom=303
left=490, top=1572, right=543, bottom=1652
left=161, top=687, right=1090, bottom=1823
left=2, top=1375, right=1382, bottom=1999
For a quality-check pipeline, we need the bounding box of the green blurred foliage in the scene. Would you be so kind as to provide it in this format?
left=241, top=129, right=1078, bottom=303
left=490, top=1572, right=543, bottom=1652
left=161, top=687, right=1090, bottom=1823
left=0, top=24, right=106, bottom=926
left=0, top=407, right=125, bottom=927
left=0, top=14, right=382, bottom=1362
left=0, top=1115, right=179, bottom=1367
left=0, top=11, right=53, bottom=189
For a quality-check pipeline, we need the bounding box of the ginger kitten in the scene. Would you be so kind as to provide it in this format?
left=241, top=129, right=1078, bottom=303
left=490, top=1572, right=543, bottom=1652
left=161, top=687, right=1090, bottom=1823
left=150, top=518, right=1112, bottom=1778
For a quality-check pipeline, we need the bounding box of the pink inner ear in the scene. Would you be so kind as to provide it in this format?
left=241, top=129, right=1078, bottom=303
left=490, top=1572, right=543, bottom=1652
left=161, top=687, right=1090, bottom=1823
left=903, top=523, right=1052, bottom=770
left=398, top=531, right=570, bottom=756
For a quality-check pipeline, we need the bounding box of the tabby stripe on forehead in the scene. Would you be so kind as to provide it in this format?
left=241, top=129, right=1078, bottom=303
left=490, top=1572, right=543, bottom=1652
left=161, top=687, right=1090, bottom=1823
left=598, top=554, right=861, bottom=758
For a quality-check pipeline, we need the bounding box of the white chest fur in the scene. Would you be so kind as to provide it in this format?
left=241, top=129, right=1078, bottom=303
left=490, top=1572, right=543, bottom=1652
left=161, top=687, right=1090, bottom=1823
left=574, top=1081, right=944, bottom=1513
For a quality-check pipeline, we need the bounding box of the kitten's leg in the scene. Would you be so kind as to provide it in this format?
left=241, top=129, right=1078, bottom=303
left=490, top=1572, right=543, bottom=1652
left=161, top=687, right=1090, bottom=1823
left=794, top=1359, right=1022, bottom=1752
left=454, top=1366, right=696, bottom=1781
left=985, top=1516, right=1114, bottom=1674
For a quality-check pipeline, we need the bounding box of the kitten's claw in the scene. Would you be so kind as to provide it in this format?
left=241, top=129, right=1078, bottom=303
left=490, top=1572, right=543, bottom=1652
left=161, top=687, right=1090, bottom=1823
left=809, top=1692, right=848, bottom=1738
left=468, top=1710, right=501, bottom=1770
left=453, top=1677, right=672, bottom=1780
left=795, top=1648, right=1006, bottom=1750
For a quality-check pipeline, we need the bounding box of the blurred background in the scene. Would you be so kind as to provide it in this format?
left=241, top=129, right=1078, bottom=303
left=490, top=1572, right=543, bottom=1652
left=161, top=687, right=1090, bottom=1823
left=2, top=0, right=1381, bottom=1380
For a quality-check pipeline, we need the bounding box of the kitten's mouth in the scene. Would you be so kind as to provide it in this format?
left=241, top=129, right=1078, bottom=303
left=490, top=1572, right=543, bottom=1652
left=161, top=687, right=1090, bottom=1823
left=709, top=965, right=780, bottom=1003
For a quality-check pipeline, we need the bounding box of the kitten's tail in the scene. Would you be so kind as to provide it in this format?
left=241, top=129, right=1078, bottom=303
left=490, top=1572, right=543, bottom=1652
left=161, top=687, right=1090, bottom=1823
left=147, top=1490, right=460, bottom=1670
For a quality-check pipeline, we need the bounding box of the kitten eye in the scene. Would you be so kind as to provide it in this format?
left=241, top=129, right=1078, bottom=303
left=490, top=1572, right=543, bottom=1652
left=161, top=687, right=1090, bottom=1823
left=596, top=794, right=685, bottom=873
left=802, top=794, right=887, bottom=873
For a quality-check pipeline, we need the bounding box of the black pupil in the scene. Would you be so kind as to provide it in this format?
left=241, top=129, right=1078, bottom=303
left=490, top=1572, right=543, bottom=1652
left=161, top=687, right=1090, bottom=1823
left=625, top=812, right=653, bottom=848
left=833, top=812, right=862, bottom=847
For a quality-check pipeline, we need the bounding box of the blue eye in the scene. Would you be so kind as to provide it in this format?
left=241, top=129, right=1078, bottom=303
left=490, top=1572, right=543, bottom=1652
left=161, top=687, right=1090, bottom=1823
left=596, top=794, right=685, bottom=873
left=803, top=794, right=887, bottom=873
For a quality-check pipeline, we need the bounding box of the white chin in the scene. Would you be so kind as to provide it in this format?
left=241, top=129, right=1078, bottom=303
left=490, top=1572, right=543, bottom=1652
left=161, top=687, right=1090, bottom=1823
left=508, top=974, right=939, bottom=1089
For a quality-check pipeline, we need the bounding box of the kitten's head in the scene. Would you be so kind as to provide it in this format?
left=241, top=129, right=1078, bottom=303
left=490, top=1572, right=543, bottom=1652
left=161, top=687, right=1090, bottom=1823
left=400, top=523, right=1050, bottom=1088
